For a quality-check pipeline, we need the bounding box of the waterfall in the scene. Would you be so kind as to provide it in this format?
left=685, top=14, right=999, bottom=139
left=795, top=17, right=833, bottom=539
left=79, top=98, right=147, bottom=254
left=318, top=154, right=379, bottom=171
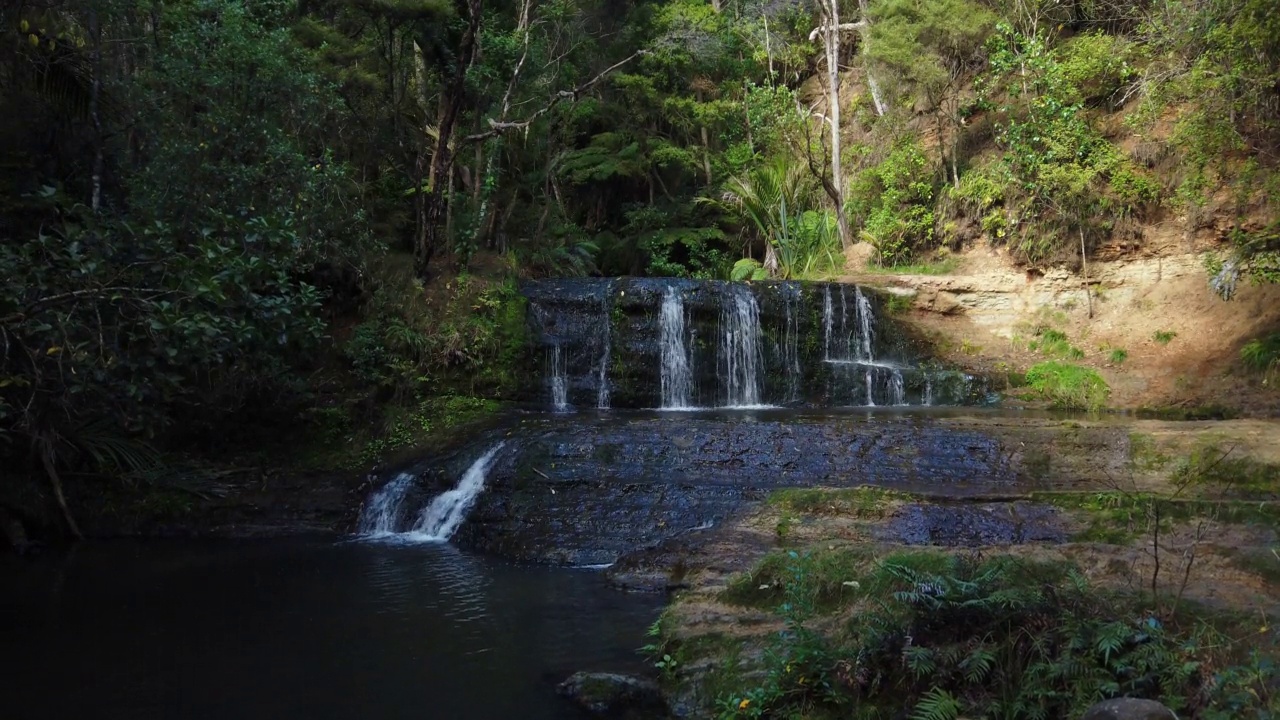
left=596, top=294, right=611, bottom=409
left=659, top=287, right=694, bottom=409
left=357, top=472, right=416, bottom=535
left=889, top=369, right=905, bottom=405
left=824, top=284, right=873, bottom=362
left=823, top=286, right=834, bottom=361
left=781, top=283, right=801, bottom=402
left=720, top=285, right=764, bottom=407
left=854, top=286, right=875, bottom=362
left=409, top=443, right=507, bottom=541
left=357, top=443, right=507, bottom=541
left=522, top=278, right=976, bottom=410
left=550, top=343, right=569, bottom=412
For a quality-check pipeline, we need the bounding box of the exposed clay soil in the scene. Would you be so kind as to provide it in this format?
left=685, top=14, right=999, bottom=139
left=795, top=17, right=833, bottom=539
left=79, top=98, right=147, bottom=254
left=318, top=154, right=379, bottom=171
left=842, top=233, right=1280, bottom=414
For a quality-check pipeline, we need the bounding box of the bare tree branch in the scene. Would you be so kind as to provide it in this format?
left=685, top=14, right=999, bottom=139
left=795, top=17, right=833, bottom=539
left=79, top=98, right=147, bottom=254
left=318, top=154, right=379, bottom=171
left=464, top=50, right=647, bottom=142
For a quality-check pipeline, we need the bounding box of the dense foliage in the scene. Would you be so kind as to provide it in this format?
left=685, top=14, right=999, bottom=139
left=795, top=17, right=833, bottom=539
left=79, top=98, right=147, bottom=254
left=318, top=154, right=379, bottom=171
left=2, top=0, right=1278, bottom=531
left=714, top=550, right=1279, bottom=719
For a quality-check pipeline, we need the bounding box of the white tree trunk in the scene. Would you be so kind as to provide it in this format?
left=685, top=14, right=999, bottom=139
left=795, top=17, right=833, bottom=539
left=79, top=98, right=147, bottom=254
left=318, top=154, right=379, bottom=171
left=823, top=0, right=845, bottom=240
left=856, top=0, right=886, bottom=116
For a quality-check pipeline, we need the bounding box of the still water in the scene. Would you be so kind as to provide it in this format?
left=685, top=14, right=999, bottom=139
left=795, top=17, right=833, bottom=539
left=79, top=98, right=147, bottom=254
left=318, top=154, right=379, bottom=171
left=2, top=538, right=663, bottom=720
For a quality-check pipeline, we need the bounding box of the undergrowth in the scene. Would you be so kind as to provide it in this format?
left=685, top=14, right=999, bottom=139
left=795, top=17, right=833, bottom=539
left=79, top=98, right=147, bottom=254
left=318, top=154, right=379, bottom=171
left=1034, top=491, right=1280, bottom=543
left=715, top=550, right=1279, bottom=719
left=1029, top=328, right=1085, bottom=360
left=1241, top=333, right=1280, bottom=376
left=860, top=257, right=960, bottom=276
left=1025, top=361, right=1110, bottom=410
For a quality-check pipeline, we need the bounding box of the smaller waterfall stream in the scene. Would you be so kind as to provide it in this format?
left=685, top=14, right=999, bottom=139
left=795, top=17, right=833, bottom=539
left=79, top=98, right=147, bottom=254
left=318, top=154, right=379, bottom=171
left=659, top=288, right=694, bottom=409
left=781, top=284, right=802, bottom=402
left=889, top=369, right=906, bottom=405
left=358, top=443, right=507, bottom=541
left=550, top=344, right=568, bottom=412
left=720, top=285, right=764, bottom=407
left=854, top=287, right=875, bottom=361
left=597, top=294, right=611, bottom=409
left=357, top=472, right=416, bottom=535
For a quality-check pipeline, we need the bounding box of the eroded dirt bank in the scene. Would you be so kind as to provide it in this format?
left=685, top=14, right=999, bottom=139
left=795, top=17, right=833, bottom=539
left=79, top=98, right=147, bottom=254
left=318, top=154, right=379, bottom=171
left=844, top=244, right=1280, bottom=414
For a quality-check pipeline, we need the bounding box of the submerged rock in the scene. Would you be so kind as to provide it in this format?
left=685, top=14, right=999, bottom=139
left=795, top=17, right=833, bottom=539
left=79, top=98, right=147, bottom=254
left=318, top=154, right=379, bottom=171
left=1080, top=698, right=1178, bottom=720
left=557, top=671, right=668, bottom=718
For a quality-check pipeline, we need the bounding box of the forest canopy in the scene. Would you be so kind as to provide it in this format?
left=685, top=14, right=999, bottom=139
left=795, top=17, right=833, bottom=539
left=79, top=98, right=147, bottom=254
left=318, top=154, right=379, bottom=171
left=1, top=0, right=1277, bottom=532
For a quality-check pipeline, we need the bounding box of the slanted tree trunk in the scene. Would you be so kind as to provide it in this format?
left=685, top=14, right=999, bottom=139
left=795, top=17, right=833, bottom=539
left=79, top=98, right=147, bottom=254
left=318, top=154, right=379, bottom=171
left=37, top=435, right=81, bottom=540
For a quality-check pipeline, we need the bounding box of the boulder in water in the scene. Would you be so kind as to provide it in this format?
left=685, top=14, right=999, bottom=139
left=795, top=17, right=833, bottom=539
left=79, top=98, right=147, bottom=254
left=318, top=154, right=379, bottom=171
left=557, top=671, right=668, bottom=718
left=1080, top=698, right=1178, bottom=720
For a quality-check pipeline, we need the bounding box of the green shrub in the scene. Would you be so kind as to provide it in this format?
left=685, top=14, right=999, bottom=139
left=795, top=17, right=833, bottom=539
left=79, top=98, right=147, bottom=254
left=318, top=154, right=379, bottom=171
left=1025, top=361, right=1110, bottom=410
left=716, top=551, right=1269, bottom=719
left=1056, top=32, right=1138, bottom=106
left=1153, top=330, right=1177, bottom=345
left=1109, top=348, right=1129, bottom=364
left=1241, top=333, right=1280, bottom=373
left=849, top=139, right=937, bottom=265
left=1029, top=328, right=1085, bottom=359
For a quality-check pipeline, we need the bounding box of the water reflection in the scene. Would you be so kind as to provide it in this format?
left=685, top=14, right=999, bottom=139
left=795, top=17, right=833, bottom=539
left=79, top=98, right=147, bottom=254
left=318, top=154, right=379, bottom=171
left=1, top=539, right=661, bottom=720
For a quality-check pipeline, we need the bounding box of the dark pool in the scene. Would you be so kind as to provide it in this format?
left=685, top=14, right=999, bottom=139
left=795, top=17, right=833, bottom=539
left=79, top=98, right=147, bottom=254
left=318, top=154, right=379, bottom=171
left=1, top=538, right=664, bottom=720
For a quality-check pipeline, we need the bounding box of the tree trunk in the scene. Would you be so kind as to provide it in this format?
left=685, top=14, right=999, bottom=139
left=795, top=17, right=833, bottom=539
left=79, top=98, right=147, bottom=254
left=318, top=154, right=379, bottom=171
left=415, top=0, right=483, bottom=277
left=696, top=90, right=713, bottom=185
left=89, top=7, right=104, bottom=213
left=37, top=436, right=81, bottom=540
left=856, top=0, right=886, bottom=116
left=818, top=0, right=853, bottom=249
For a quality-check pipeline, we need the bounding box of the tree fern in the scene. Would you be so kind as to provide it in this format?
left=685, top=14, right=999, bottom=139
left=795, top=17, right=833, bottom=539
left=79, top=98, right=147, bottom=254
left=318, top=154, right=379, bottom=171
left=961, top=646, right=996, bottom=684
left=911, top=687, right=961, bottom=720
left=903, top=645, right=938, bottom=679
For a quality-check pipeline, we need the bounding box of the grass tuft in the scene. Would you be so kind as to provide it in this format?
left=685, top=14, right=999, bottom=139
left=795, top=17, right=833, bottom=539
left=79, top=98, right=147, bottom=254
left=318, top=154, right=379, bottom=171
left=1025, top=361, right=1110, bottom=410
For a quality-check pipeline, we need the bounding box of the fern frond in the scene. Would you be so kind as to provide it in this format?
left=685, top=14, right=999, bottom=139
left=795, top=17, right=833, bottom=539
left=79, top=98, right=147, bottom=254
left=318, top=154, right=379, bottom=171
left=911, top=687, right=961, bottom=720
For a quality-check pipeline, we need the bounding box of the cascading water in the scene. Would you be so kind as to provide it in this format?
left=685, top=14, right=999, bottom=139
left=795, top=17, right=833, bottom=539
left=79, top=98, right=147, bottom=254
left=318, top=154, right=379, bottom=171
left=720, top=285, right=764, bottom=407
left=521, top=278, right=983, bottom=409
left=823, top=286, right=835, bottom=361
left=854, top=287, right=875, bottom=362
left=721, top=284, right=757, bottom=407
left=357, top=472, right=415, bottom=535
left=550, top=344, right=569, bottom=412
left=781, top=283, right=802, bottom=403
left=410, top=442, right=507, bottom=540
left=822, top=285, right=877, bottom=363
left=359, top=443, right=507, bottom=542
left=889, top=369, right=906, bottom=406
left=659, top=287, right=694, bottom=409
left=596, top=293, right=611, bottom=409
